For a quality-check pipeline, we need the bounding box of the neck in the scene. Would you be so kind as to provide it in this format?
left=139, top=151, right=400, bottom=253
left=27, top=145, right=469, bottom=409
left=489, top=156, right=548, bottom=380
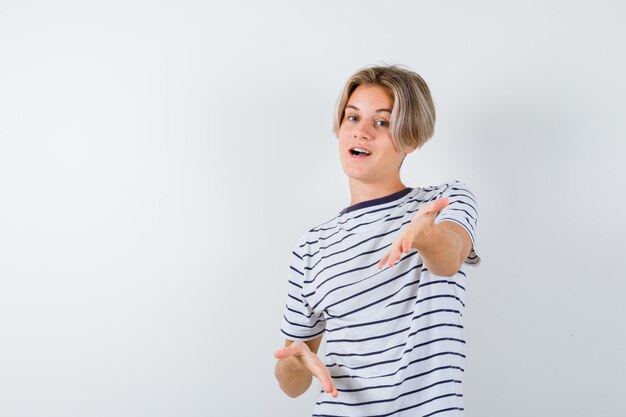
left=348, top=177, right=408, bottom=206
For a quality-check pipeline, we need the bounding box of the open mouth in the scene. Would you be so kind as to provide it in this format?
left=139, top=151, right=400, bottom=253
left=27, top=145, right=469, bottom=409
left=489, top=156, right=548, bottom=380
left=349, top=147, right=372, bottom=157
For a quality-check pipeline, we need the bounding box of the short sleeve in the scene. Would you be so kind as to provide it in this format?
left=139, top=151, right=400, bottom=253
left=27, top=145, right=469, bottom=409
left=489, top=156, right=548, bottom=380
left=434, top=181, right=481, bottom=265
left=279, top=244, right=326, bottom=341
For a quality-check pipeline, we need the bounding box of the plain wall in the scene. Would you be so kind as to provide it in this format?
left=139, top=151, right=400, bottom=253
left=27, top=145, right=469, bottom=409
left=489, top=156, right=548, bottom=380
left=1, top=1, right=625, bottom=416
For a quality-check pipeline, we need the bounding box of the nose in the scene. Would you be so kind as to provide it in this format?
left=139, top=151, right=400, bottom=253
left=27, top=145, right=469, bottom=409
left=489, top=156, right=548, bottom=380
left=353, top=120, right=373, bottom=140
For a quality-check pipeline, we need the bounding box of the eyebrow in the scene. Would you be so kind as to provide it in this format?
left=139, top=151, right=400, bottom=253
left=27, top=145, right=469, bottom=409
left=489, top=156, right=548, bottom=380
left=346, top=105, right=392, bottom=113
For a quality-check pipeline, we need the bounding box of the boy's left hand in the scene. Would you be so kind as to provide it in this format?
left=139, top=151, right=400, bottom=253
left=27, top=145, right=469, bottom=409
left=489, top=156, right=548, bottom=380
left=377, top=197, right=449, bottom=269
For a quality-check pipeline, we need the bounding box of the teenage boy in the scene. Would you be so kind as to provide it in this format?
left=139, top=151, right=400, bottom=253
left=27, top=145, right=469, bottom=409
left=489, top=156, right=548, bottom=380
left=274, top=65, right=480, bottom=417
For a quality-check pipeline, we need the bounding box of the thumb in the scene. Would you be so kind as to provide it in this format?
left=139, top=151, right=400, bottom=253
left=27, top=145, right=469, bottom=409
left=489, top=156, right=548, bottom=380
left=274, top=346, right=295, bottom=360
left=274, top=342, right=306, bottom=360
left=422, top=197, right=449, bottom=215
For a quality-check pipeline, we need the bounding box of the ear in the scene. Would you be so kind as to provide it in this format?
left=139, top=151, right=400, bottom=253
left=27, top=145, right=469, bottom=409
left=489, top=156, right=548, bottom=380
left=404, top=144, right=418, bottom=155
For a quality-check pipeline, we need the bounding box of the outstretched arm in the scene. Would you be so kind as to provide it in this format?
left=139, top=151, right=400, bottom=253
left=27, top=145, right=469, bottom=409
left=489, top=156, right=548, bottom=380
left=378, top=198, right=472, bottom=276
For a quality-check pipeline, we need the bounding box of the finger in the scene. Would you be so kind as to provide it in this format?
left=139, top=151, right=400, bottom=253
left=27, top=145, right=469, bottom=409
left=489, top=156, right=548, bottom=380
left=320, top=377, right=333, bottom=394
left=274, top=346, right=294, bottom=359
left=388, top=240, right=400, bottom=267
left=418, top=197, right=448, bottom=216
left=378, top=252, right=389, bottom=269
left=426, top=197, right=449, bottom=214
left=310, top=364, right=335, bottom=395
left=432, top=197, right=449, bottom=211
left=274, top=341, right=305, bottom=359
left=394, top=237, right=403, bottom=266
left=401, top=232, right=413, bottom=253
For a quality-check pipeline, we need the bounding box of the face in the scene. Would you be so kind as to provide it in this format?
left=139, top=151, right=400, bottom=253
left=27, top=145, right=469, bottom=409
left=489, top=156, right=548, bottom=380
left=338, top=84, right=414, bottom=185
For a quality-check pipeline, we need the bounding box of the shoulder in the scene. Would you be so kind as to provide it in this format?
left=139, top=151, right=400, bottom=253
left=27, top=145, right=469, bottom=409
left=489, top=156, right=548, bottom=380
left=422, top=180, right=478, bottom=202
left=291, top=213, right=340, bottom=258
left=432, top=179, right=473, bottom=192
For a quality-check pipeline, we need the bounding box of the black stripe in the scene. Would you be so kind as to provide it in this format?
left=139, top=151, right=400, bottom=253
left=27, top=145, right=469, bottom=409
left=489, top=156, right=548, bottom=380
left=406, top=322, right=464, bottom=340
left=282, top=315, right=324, bottom=329
left=313, top=228, right=345, bottom=244
left=450, top=208, right=476, bottom=223
left=385, top=280, right=465, bottom=308
left=441, top=201, right=478, bottom=220
left=422, top=407, right=464, bottom=417
left=328, top=338, right=465, bottom=370
left=418, top=278, right=466, bottom=292
left=386, top=295, right=417, bottom=307
left=317, top=379, right=461, bottom=407
left=345, top=216, right=395, bottom=233
left=325, top=311, right=414, bottom=333
left=326, top=326, right=410, bottom=344
left=331, top=351, right=466, bottom=379
left=326, top=342, right=405, bottom=358
left=415, top=294, right=466, bottom=308
left=335, top=365, right=464, bottom=392
left=411, top=308, right=463, bottom=323
left=289, top=265, right=303, bottom=276
left=288, top=279, right=302, bottom=289
left=307, top=214, right=341, bottom=233
left=448, top=195, right=478, bottom=210
left=280, top=327, right=325, bottom=340
left=301, top=238, right=321, bottom=247
left=286, top=305, right=315, bottom=319
left=439, top=198, right=477, bottom=221
left=287, top=293, right=302, bottom=304
left=312, top=393, right=462, bottom=417
left=448, top=191, right=477, bottom=205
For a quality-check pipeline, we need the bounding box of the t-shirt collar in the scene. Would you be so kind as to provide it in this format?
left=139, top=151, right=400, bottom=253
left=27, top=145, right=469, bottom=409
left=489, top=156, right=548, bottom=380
left=339, top=187, right=413, bottom=215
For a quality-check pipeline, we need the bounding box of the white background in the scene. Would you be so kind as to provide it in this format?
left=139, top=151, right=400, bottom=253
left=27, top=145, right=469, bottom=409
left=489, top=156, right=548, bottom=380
left=1, top=1, right=625, bottom=416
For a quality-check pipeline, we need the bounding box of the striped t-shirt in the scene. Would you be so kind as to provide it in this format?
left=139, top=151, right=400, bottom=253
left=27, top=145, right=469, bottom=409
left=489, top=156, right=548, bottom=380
left=280, top=181, right=480, bottom=417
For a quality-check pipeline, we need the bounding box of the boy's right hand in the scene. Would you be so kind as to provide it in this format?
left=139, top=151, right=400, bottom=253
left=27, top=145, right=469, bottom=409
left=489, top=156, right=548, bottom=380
left=274, top=341, right=338, bottom=398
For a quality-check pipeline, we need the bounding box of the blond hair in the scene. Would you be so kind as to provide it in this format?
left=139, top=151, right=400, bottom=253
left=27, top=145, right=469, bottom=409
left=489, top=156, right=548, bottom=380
left=332, top=64, right=436, bottom=152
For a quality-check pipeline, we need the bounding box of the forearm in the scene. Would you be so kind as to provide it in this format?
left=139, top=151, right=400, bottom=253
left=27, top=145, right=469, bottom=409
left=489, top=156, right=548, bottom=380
left=275, top=355, right=313, bottom=398
left=416, top=224, right=463, bottom=276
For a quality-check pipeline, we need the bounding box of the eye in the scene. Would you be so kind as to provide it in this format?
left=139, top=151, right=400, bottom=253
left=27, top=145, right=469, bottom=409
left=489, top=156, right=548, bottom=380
left=346, top=115, right=358, bottom=122
left=376, top=120, right=389, bottom=127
